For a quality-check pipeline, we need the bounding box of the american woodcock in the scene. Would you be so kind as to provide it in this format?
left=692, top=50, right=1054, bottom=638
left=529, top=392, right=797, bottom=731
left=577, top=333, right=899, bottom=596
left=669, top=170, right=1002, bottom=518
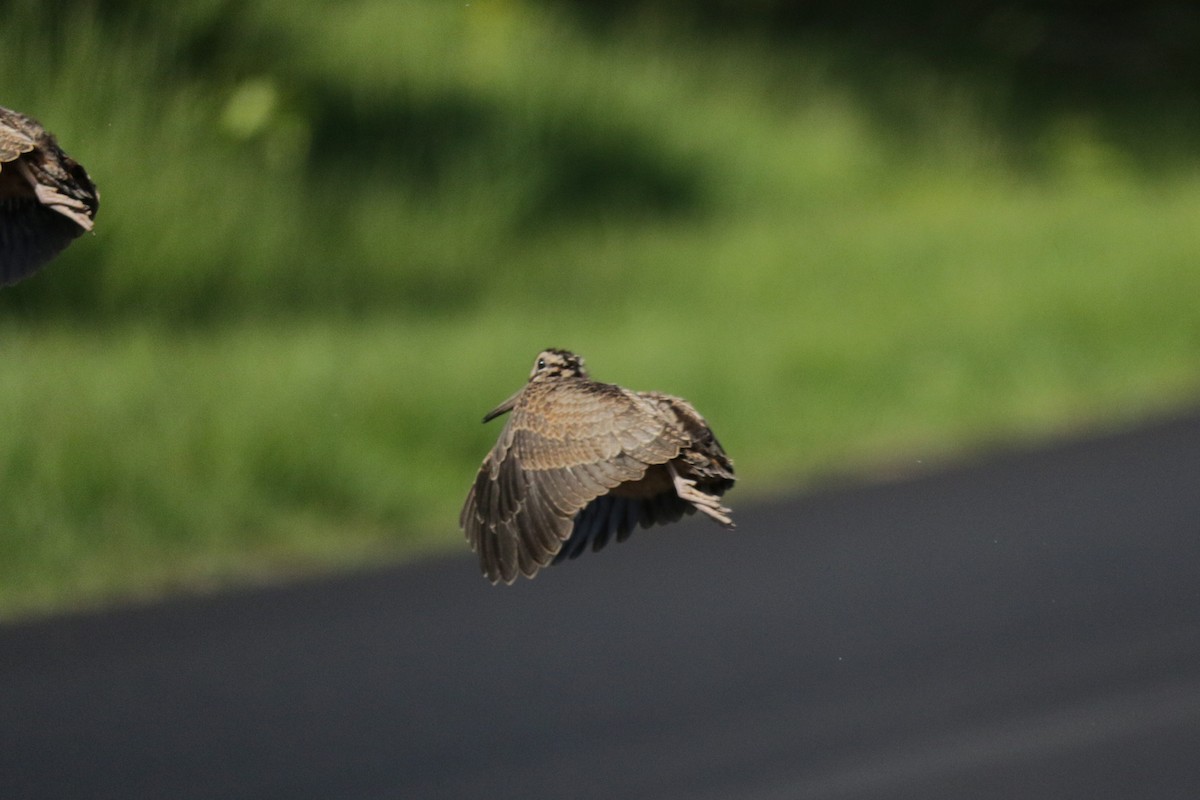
left=460, top=349, right=735, bottom=583
left=0, top=105, right=99, bottom=286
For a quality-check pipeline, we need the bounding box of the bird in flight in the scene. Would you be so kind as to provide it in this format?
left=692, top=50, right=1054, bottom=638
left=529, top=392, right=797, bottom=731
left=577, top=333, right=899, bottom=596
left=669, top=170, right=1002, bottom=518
left=0, top=105, right=99, bottom=286
left=461, top=348, right=735, bottom=583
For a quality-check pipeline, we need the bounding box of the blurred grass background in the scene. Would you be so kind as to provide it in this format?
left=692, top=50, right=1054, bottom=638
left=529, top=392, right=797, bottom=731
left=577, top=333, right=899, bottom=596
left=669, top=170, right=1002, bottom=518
left=2, top=0, right=1198, bottom=617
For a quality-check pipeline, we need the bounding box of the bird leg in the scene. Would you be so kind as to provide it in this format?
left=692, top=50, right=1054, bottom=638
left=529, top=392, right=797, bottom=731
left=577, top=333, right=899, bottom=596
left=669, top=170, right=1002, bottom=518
left=668, top=462, right=735, bottom=528
left=18, top=160, right=95, bottom=231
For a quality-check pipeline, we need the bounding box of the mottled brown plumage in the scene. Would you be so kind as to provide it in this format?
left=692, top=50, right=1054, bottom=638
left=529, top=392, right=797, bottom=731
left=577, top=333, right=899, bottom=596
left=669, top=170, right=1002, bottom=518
left=0, top=105, right=99, bottom=286
left=460, top=349, right=735, bottom=584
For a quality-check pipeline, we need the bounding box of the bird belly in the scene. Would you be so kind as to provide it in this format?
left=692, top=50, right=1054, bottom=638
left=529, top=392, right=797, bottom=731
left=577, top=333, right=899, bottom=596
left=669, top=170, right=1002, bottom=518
left=0, top=165, right=33, bottom=198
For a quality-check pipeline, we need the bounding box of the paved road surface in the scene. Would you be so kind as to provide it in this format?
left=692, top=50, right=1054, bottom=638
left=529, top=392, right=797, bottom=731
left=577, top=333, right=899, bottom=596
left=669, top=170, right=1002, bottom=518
left=2, top=414, right=1199, bottom=799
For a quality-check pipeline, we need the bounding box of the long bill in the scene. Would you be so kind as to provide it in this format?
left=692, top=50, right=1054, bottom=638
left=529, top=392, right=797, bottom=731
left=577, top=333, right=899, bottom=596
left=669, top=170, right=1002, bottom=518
left=482, top=389, right=521, bottom=423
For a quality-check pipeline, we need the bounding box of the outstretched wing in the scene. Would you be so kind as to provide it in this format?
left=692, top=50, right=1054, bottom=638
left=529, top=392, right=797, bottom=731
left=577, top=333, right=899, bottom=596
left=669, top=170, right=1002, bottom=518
left=460, top=382, right=687, bottom=583
left=555, top=392, right=736, bottom=562
left=0, top=203, right=91, bottom=286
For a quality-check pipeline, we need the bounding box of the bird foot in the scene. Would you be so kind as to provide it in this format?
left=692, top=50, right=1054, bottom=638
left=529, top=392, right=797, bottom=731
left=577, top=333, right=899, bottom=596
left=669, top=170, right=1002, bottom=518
left=19, top=161, right=95, bottom=231
left=669, top=464, right=735, bottom=528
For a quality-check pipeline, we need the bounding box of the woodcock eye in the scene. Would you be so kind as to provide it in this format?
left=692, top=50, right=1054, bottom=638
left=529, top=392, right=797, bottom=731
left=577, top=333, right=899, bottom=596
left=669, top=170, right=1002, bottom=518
left=537, top=358, right=546, bottom=370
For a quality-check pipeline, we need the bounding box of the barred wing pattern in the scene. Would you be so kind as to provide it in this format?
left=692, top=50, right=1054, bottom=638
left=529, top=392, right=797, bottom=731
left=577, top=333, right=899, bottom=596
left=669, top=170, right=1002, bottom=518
left=559, top=391, right=735, bottom=563
left=0, top=113, right=37, bottom=162
left=461, top=383, right=687, bottom=584
left=638, top=391, right=736, bottom=488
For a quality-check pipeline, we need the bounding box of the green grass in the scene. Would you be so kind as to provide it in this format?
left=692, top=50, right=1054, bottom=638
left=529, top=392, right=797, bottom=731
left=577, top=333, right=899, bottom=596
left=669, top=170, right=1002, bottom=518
left=1, top=1, right=1198, bottom=617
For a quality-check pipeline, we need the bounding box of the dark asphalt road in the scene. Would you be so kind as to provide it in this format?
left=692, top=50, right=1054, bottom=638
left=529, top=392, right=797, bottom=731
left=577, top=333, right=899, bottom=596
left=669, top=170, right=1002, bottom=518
left=2, top=414, right=1199, bottom=799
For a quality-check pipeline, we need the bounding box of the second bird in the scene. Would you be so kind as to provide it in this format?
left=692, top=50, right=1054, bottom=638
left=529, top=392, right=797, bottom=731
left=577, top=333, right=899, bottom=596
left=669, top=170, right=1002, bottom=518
left=0, top=105, right=99, bottom=286
left=461, top=349, right=735, bottom=584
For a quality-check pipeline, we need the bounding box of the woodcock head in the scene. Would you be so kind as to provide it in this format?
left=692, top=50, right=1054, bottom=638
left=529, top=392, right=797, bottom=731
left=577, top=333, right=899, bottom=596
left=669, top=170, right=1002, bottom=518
left=527, top=348, right=588, bottom=382
left=482, top=348, right=588, bottom=423
left=462, top=349, right=736, bottom=584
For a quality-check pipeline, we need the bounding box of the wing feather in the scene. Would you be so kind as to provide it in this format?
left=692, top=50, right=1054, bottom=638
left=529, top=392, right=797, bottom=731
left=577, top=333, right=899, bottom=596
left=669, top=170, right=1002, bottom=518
left=462, top=376, right=745, bottom=583
left=0, top=109, right=37, bottom=163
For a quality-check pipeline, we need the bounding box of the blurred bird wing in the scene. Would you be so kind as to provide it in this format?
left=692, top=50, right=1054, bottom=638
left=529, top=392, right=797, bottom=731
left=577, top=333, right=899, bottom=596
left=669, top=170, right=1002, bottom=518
left=0, top=107, right=98, bottom=286
left=0, top=107, right=97, bottom=224
left=0, top=203, right=87, bottom=286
